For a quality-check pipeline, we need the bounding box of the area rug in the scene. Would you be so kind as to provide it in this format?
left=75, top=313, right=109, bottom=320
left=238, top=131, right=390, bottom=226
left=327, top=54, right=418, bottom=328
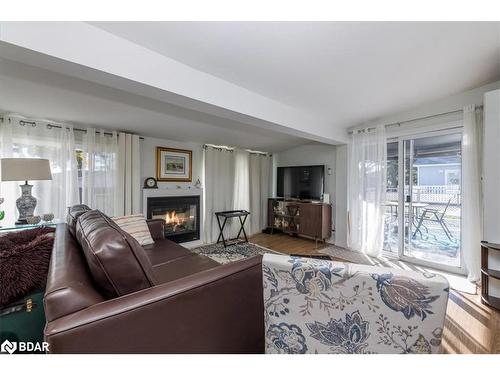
left=320, top=244, right=477, bottom=294
left=191, top=242, right=282, bottom=264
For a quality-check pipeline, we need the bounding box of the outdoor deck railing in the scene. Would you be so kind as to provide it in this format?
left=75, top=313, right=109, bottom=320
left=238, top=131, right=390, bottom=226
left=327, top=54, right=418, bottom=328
left=386, top=185, right=461, bottom=204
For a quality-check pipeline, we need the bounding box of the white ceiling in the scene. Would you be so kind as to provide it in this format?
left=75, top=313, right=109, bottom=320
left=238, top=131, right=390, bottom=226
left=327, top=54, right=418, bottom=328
left=0, top=57, right=313, bottom=152
left=91, top=21, right=500, bottom=128
left=1, top=22, right=499, bottom=152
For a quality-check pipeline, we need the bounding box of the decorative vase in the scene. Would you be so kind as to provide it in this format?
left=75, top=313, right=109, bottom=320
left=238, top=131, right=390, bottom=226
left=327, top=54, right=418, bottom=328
left=26, top=215, right=41, bottom=225
left=16, top=183, right=37, bottom=224
left=43, top=213, right=55, bottom=222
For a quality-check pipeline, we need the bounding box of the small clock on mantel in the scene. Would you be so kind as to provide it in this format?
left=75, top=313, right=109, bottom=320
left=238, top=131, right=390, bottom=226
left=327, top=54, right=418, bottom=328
left=143, top=177, right=158, bottom=189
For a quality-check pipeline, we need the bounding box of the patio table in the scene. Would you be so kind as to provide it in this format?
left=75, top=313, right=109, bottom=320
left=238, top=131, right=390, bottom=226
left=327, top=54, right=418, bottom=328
left=385, top=201, right=429, bottom=236
left=386, top=201, right=428, bottom=212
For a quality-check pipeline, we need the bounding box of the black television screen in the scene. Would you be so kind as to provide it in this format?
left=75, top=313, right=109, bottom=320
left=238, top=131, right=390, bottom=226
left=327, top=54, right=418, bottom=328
left=277, top=165, right=324, bottom=200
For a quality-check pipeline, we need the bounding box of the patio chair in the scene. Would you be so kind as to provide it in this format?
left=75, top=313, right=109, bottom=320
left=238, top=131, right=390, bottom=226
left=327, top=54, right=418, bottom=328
left=412, top=198, right=454, bottom=241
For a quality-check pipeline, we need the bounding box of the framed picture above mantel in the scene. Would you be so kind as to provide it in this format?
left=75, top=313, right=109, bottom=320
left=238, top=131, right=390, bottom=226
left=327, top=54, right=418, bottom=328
left=156, top=147, right=192, bottom=182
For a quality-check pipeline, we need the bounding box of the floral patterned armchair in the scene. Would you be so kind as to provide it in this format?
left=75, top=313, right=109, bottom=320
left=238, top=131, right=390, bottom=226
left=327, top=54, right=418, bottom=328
left=262, top=254, right=449, bottom=354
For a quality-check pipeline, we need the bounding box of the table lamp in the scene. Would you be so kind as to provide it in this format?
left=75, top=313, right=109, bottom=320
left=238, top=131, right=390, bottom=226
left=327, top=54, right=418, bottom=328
left=0, top=158, right=52, bottom=224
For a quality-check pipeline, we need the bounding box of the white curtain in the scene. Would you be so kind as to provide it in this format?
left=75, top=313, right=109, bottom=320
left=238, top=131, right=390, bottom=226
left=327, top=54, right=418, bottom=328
left=203, top=146, right=235, bottom=243
left=115, top=132, right=141, bottom=216
left=0, top=117, right=79, bottom=222
left=233, top=149, right=250, bottom=235
left=348, top=124, right=387, bottom=256
left=462, top=105, right=483, bottom=281
left=203, top=146, right=271, bottom=243
left=82, top=128, right=118, bottom=216
left=249, top=153, right=272, bottom=235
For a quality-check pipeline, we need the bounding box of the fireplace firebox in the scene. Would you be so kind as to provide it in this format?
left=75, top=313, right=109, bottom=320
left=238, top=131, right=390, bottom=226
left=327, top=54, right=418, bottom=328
left=146, top=195, right=200, bottom=243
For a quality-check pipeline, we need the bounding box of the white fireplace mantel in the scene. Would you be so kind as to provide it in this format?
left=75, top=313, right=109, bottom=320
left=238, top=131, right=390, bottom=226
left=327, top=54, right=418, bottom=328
left=142, top=187, right=204, bottom=248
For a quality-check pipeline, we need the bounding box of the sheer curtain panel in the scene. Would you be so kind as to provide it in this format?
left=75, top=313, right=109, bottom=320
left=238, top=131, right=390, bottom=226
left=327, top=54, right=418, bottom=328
left=348, top=125, right=387, bottom=256
left=462, top=105, right=483, bottom=281
left=0, top=117, right=79, bottom=221
left=233, top=149, right=250, bottom=234
left=203, top=146, right=235, bottom=243
left=82, top=128, right=118, bottom=216
left=249, top=153, right=272, bottom=235
left=203, top=145, right=272, bottom=243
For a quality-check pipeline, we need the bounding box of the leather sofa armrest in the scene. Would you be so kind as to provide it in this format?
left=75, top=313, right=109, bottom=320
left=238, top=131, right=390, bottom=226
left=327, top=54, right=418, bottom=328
left=44, top=255, right=264, bottom=353
left=146, top=219, right=165, bottom=240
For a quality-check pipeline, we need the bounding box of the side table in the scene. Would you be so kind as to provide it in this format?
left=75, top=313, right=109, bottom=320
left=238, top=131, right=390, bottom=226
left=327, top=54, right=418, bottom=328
left=215, top=210, right=250, bottom=248
left=0, top=220, right=60, bottom=233
left=481, top=241, right=500, bottom=310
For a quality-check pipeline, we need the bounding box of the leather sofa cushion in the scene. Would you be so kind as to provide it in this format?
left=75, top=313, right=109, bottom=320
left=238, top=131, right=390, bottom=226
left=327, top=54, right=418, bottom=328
left=76, top=210, right=156, bottom=299
left=66, top=205, right=91, bottom=238
left=152, top=253, right=219, bottom=285
left=44, top=224, right=105, bottom=322
left=143, top=238, right=218, bottom=284
left=142, top=239, right=194, bottom=266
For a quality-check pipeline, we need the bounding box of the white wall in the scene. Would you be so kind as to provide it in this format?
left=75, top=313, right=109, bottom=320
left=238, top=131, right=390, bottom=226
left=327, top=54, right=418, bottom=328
left=335, top=80, right=500, bottom=251
left=140, top=136, right=204, bottom=209
left=274, top=143, right=336, bottom=241
left=356, top=81, right=500, bottom=131
left=483, top=88, right=500, bottom=298
left=483, top=89, right=500, bottom=244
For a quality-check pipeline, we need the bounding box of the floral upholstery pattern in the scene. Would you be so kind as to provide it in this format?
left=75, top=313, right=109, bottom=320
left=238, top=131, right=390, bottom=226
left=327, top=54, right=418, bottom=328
left=262, top=254, right=449, bottom=354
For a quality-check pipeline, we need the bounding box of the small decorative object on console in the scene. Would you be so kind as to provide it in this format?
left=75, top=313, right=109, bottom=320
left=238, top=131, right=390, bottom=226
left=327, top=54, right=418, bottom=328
left=42, top=213, right=54, bottom=222
left=25, top=216, right=41, bottom=225
left=143, top=177, right=158, bottom=189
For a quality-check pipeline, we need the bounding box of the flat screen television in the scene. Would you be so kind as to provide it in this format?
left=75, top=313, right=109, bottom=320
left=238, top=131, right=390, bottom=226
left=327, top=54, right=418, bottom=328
left=277, top=165, right=324, bottom=200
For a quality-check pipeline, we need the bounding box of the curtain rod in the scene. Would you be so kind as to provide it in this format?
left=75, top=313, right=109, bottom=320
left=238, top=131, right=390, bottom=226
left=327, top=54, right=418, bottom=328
left=0, top=116, right=144, bottom=140
left=203, top=143, right=272, bottom=156
left=348, top=105, right=483, bottom=135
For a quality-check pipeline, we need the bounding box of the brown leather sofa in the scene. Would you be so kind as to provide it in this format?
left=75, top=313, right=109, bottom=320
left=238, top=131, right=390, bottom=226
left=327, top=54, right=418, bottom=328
left=43, top=205, right=264, bottom=353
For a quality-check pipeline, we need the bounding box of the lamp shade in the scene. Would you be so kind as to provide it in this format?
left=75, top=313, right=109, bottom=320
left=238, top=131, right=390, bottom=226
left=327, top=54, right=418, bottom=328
left=0, top=158, right=52, bottom=182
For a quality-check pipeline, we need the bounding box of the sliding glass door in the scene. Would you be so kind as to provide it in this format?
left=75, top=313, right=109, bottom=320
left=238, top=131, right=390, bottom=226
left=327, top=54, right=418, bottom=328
left=383, top=130, right=463, bottom=273
left=384, top=141, right=400, bottom=255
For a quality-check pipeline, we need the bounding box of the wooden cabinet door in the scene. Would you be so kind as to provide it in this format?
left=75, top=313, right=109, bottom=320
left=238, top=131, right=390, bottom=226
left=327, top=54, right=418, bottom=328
left=268, top=199, right=275, bottom=227
left=298, top=203, right=322, bottom=237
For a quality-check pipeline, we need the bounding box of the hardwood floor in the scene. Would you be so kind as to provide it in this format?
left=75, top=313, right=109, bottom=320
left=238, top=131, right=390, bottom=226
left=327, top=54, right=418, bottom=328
left=250, top=232, right=500, bottom=354
left=251, top=232, right=329, bottom=256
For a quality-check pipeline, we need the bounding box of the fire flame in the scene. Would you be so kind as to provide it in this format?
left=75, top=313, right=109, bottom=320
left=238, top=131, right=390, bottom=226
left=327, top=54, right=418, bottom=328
left=165, top=210, right=184, bottom=226
left=163, top=211, right=195, bottom=232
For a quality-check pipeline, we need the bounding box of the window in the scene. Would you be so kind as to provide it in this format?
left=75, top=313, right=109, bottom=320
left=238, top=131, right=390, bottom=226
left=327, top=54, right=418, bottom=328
left=383, top=130, right=463, bottom=273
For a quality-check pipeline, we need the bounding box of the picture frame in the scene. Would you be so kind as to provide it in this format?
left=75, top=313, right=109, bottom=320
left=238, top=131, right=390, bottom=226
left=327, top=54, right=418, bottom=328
left=156, top=147, right=192, bottom=182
